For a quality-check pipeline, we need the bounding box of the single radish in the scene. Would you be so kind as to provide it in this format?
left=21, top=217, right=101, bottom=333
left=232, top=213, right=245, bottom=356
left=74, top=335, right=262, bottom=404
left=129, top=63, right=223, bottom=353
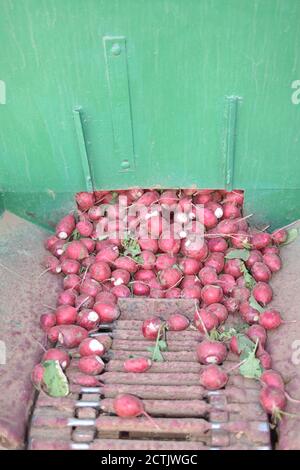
left=68, top=372, right=102, bottom=387
left=217, top=219, right=238, bottom=236
left=139, top=238, right=159, bottom=253
left=272, top=228, right=288, bottom=245
left=79, top=338, right=106, bottom=357
left=206, top=303, right=228, bottom=324
left=93, top=302, right=120, bottom=323
left=56, top=214, right=76, bottom=240
left=95, top=291, right=117, bottom=304
left=199, top=364, right=228, bottom=390
left=113, top=394, right=159, bottom=429
left=204, top=252, right=225, bottom=274
left=112, top=284, right=131, bottom=298
left=63, top=274, right=81, bottom=291
left=252, top=282, right=273, bottom=305
left=31, top=363, right=45, bottom=389
left=134, top=269, right=156, bottom=282
left=55, top=305, right=77, bottom=325
left=166, top=314, right=189, bottom=331
left=257, top=349, right=272, bottom=369
left=217, top=274, right=236, bottom=294
left=245, top=250, right=263, bottom=269
left=142, top=317, right=164, bottom=340
left=207, top=237, right=228, bottom=253
left=44, top=235, right=59, bottom=251
left=80, top=237, right=95, bottom=253
left=224, top=259, right=243, bottom=279
left=57, top=289, right=77, bottom=307
left=222, top=202, right=241, bottom=219
left=76, top=192, right=95, bottom=211
left=123, top=357, right=152, bottom=373
left=260, top=370, right=285, bottom=390
left=201, top=285, right=223, bottom=305
left=40, top=312, right=56, bottom=332
left=198, top=267, right=218, bottom=285
left=251, top=262, right=272, bottom=282
left=251, top=232, right=272, bottom=250
left=197, top=340, right=227, bottom=365
left=239, top=301, right=260, bottom=324
left=64, top=240, right=89, bottom=260
left=159, top=267, right=182, bottom=289
left=178, top=257, right=201, bottom=275
left=132, top=281, right=150, bottom=296
left=42, top=255, right=62, bottom=274
left=259, top=309, right=283, bottom=330
left=80, top=278, right=101, bottom=298
left=158, top=235, right=181, bottom=255
left=259, top=386, right=287, bottom=416
left=231, top=286, right=251, bottom=303
left=96, top=245, right=119, bottom=263
left=75, top=294, right=94, bottom=310
left=181, top=285, right=202, bottom=299
left=61, top=258, right=80, bottom=275
left=78, top=355, right=104, bottom=375
left=77, top=309, right=100, bottom=330
left=222, top=296, right=239, bottom=314
left=246, top=324, right=267, bottom=348
left=51, top=239, right=66, bottom=257
left=48, top=325, right=88, bottom=348
left=43, top=349, right=70, bottom=369
left=262, top=253, right=282, bottom=273
left=194, top=308, right=219, bottom=333
left=76, top=219, right=93, bottom=237
left=89, top=261, right=111, bottom=282
left=231, top=231, right=250, bottom=249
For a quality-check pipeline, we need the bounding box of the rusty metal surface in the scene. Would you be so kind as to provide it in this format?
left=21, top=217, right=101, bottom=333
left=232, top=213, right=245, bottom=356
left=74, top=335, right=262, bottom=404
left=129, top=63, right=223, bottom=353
left=0, top=212, right=62, bottom=449
left=266, top=221, right=300, bottom=450
left=28, top=298, right=271, bottom=450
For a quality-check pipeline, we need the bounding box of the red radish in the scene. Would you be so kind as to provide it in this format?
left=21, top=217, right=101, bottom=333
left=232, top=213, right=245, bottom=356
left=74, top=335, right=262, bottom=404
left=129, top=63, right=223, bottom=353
left=111, top=268, right=130, bottom=286
left=135, top=269, right=156, bottom=282
left=42, top=254, right=62, bottom=274
left=79, top=338, right=106, bottom=357
left=89, top=261, right=111, bottom=282
left=165, top=287, right=182, bottom=298
left=259, top=386, right=287, bottom=415
left=61, top=258, right=80, bottom=275
left=31, top=363, right=45, bottom=389
left=224, top=259, right=243, bottom=278
left=156, top=254, right=177, bottom=271
left=95, top=239, right=112, bottom=252
left=199, top=267, right=218, bottom=285
left=77, top=309, right=100, bottom=330
left=257, top=349, right=272, bottom=369
left=64, top=241, right=89, bottom=260
left=78, top=355, right=104, bottom=375
left=229, top=336, right=240, bottom=355
left=217, top=274, right=236, bottom=294
left=224, top=190, right=244, bottom=206
left=123, top=357, right=152, bottom=373
left=206, top=202, right=223, bottom=219
left=75, top=294, right=94, bottom=309
left=246, top=324, right=267, bottom=348
left=181, top=238, right=208, bottom=261
left=252, top=282, right=273, bottom=305
left=194, top=192, right=212, bottom=204
left=57, top=289, right=77, bottom=307
left=88, top=205, right=103, bottom=221
left=201, top=285, right=223, bottom=305
left=197, top=340, right=227, bottom=364
left=272, top=228, right=288, bottom=245
left=178, top=257, right=201, bottom=275
left=159, top=267, right=182, bottom=289
left=40, top=312, right=56, bottom=332
left=207, top=237, right=228, bottom=253
left=262, top=253, right=282, bottom=273
left=93, top=302, right=120, bottom=323
left=76, top=219, right=93, bottom=237
left=43, top=349, right=70, bottom=369
left=223, top=296, right=239, bottom=314
left=231, top=231, right=250, bottom=249
left=96, top=245, right=119, bottom=263
left=222, top=202, right=241, bottom=219
left=113, top=394, right=158, bottom=429
left=239, top=301, right=260, bottom=324
left=206, top=303, right=228, bottom=324
left=245, top=249, right=263, bottom=269
left=80, top=278, right=101, bottom=298
left=142, top=317, right=163, bottom=340
left=236, top=276, right=246, bottom=287
left=76, top=192, right=95, bottom=211
left=181, top=285, right=202, bottom=299
left=251, top=262, right=271, bottom=282
left=146, top=214, right=165, bottom=238
left=159, top=189, right=178, bottom=207
left=231, top=286, right=250, bottom=303
left=48, top=325, right=88, bottom=348
left=133, top=281, right=150, bottom=296
left=113, top=256, right=138, bottom=273
left=136, top=190, right=159, bottom=206
left=204, top=252, right=224, bottom=274
left=80, top=238, right=95, bottom=253
left=127, top=187, right=144, bottom=200
left=259, top=309, right=282, bottom=330
left=217, top=219, right=238, bottom=236
left=251, top=232, right=272, bottom=250
left=55, top=305, right=77, bottom=325
left=138, top=251, right=156, bottom=270
left=51, top=239, right=66, bottom=257
left=95, top=291, right=117, bottom=304
left=260, top=370, right=285, bottom=390
left=56, top=214, right=76, bottom=240
left=63, top=274, right=81, bottom=291
left=180, top=275, right=201, bottom=289
left=139, top=238, right=159, bottom=253
left=199, top=364, right=228, bottom=390
left=202, top=208, right=218, bottom=228
left=158, top=235, right=181, bottom=255
left=44, top=235, right=59, bottom=251
left=81, top=255, right=95, bottom=269
left=194, top=308, right=219, bottom=333
left=112, top=284, right=131, bottom=298
left=69, top=372, right=101, bottom=387
left=166, top=314, right=189, bottom=331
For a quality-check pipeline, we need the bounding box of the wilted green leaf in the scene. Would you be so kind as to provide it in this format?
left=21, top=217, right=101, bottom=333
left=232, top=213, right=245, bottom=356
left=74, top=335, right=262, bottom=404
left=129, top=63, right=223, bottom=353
left=249, top=295, right=265, bottom=314
left=281, top=228, right=299, bottom=246
left=42, top=360, right=69, bottom=398
left=225, top=249, right=250, bottom=261
left=239, top=350, right=263, bottom=379
left=240, top=262, right=256, bottom=289
left=122, top=236, right=141, bottom=258
left=236, top=334, right=255, bottom=355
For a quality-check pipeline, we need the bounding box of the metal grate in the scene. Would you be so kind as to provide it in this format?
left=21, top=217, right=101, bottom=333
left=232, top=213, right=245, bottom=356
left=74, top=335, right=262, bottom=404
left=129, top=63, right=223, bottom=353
left=28, top=299, right=271, bottom=450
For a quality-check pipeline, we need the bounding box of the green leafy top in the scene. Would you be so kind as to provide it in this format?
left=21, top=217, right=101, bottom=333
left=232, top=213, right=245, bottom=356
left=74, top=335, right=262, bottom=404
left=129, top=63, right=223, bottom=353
left=240, top=262, right=256, bottom=289
left=225, top=249, right=250, bottom=261
left=249, top=295, right=265, bottom=314
left=42, top=360, right=69, bottom=398
left=281, top=228, right=299, bottom=246
left=239, top=348, right=263, bottom=379
left=147, top=323, right=168, bottom=362
left=122, top=235, right=141, bottom=259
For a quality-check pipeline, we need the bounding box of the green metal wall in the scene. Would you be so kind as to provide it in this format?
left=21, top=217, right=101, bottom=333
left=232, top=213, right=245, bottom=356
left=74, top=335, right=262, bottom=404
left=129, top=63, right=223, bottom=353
left=0, top=0, right=300, bottom=228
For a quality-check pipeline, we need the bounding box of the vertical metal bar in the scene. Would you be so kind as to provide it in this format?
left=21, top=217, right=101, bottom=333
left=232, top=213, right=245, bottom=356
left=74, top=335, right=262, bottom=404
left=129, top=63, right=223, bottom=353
left=224, top=96, right=240, bottom=191
left=103, top=36, right=135, bottom=172
left=73, top=107, right=94, bottom=192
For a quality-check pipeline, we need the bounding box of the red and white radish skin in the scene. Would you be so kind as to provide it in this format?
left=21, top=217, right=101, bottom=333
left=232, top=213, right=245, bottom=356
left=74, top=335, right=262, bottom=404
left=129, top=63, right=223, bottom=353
left=252, top=282, right=273, bottom=305
left=166, top=314, right=189, bottom=331
left=77, top=309, right=100, bottom=330
left=142, top=317, right=163, bottom=340
left=206, top=303, right=228, bottom=324
left=201, top=285, right=223, bottom=305
left=178, top=257, right=201, bottom=275
left=197, top=340, right=227, bottom=365
left=123, top=357, right=152, bottom=373
left=40, top=312, right=56, bottom=332
left=259, top=309, right=283, bottom=330
left=89, top=261, right=111, bottom=282
left=111, top=268, right=131, bottom=287
left=63, top=274, right=81, bottom=291
left=93, top=302, right=120, bottom=323
left=55, top=305, right=77, bottom=325
left=199, top=364, right=228, bottom=390
left=272, top=228, right=288, bottom=245
left=194, top=308, right=219, bottom=333
left=251, top=262, right=272, bottom=282
left=198, top=267, right=218, bottom=285
left=79, top=338, right=106, bottom=357
left=259, top=386, right=287, bottom=415
left=80, top=278, right=101, bottom=298
left=75, top=192, right=95, bottom=211
left=246, top=324, right=267, bottom=348
left=64, top=240, right=89, bottom=261
left=78, top=355, right=104, bottom=375
left=56, top=214, right=76, bottom=240
left=132, top=281, right=150, bottom=296
left=43, top=349, right=70, bottom=369
left=262, top=253, right=282, bottom=273
left=251, top=232, right=272, bottom=250
left=61, top=258, right=80, bottom=275
left=48, top=325, right=88, bottom=348
left=260, top=370, right=285, bottom=390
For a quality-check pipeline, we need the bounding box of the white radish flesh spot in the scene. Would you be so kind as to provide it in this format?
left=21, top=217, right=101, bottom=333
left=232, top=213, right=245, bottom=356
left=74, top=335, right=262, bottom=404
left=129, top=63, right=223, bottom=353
left=215, top=208, right=223, bottom=219
left=61, top=361, right=67, bottom=369
left=90, top=339, right=104, bottom=352
left=206, top=356, right=218, bottom=364
left=58, top=231, right=68, bottom=240
left=114, top=278, right=123, bottom=286
left=87, top=311, right=99, bottom=322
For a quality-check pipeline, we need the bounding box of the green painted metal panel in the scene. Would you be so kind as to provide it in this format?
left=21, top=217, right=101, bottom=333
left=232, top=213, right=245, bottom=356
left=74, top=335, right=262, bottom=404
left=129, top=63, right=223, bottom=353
left=0, top=0, right=300, bottom=227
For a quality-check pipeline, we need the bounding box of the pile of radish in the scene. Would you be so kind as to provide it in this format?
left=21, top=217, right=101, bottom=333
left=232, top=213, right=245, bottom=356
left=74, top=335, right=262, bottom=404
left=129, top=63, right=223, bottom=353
left=32, top=188, right=298, bottom=424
